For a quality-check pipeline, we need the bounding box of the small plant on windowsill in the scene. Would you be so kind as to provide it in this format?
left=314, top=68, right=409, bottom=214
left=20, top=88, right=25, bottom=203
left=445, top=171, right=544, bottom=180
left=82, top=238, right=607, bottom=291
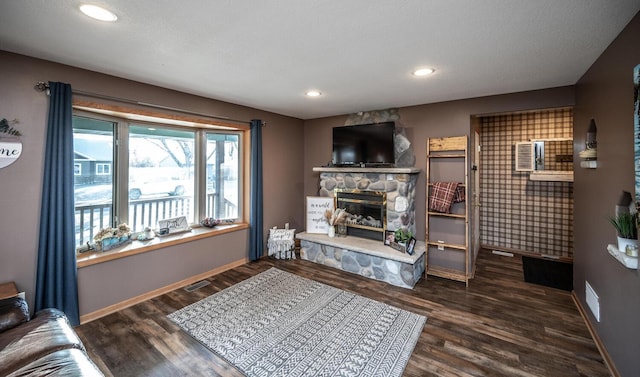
left=609, top=212, right=638, bottom=252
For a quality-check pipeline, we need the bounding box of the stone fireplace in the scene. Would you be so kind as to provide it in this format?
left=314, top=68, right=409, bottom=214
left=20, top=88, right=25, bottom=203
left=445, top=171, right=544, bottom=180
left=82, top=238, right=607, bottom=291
left=316, top=167, right=420, bottom=236
left=298, top=167, right=423, bottom=289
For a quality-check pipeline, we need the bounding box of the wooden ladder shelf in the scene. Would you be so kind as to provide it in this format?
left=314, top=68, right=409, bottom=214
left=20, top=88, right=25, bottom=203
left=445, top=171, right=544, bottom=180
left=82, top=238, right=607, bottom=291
left=426, top=136, right=470, bottom=286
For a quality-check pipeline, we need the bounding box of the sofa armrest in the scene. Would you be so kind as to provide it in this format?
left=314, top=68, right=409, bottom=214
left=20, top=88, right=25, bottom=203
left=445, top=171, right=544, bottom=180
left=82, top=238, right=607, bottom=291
left=0, top=307, right=86, bottom=376
left=0, top=297, right=30, bottom=333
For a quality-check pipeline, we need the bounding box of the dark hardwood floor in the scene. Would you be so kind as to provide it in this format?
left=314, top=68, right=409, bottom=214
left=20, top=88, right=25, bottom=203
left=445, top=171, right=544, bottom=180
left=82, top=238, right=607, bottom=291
left=76, top=249, right=610, bottom=376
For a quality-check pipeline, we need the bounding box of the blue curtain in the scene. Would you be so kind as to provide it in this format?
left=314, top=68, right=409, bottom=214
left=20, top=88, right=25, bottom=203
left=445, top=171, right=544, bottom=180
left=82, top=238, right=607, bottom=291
left=249, top=119, right=264, bottom=261
left=35, top=82, right=79, bottom=325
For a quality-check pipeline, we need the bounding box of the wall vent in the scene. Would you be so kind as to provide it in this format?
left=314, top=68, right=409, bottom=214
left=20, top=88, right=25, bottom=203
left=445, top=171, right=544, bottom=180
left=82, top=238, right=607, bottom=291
left=585, top=281, right=600, bottom=322
left=515, top=142, right=534, bottom=171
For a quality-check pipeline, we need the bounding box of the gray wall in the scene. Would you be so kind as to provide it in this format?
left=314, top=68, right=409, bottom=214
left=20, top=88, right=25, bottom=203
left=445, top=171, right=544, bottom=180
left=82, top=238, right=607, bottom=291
left=573, top=12, right=640, bottom=377
left=0, top=51, right=305, bottom=317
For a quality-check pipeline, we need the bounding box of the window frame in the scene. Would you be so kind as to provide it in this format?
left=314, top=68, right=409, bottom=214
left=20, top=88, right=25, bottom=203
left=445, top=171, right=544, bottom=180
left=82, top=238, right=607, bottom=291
left=73, top=107, right=246, bottom=240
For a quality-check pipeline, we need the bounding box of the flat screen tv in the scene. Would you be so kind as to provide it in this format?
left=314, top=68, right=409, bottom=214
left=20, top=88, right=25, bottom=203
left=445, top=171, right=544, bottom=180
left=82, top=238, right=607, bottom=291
left=332, top=122, right=395, bottom=167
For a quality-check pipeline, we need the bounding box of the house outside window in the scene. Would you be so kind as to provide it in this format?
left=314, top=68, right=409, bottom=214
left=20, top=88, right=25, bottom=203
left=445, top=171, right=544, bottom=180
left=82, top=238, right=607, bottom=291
left=72, top=112, right=243, bottom=247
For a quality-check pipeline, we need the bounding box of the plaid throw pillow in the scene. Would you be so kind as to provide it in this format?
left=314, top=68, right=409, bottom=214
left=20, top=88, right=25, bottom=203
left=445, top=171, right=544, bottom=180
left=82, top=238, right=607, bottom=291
left=453, top=185, right=465, bottom=203
left=429, top=182, right=458, bottom=213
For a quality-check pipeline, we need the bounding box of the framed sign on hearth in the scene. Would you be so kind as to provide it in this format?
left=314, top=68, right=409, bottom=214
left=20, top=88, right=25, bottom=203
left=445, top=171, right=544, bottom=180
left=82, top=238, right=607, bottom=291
left=306, top=196, right=334, bottom=234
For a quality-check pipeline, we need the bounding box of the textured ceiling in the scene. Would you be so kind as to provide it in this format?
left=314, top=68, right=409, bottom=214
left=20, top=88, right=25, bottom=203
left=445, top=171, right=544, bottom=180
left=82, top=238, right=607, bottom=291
left=1, top=1, right=639, bottom=119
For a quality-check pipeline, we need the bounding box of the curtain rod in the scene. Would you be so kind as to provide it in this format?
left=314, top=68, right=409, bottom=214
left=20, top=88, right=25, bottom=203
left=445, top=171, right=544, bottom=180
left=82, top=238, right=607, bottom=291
left=34, top=81, right=257, bottom=126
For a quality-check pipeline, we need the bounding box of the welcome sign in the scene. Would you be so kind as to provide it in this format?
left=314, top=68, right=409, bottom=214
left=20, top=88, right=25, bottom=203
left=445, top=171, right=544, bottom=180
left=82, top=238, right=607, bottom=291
left=0, top=141, right=22, bottom=168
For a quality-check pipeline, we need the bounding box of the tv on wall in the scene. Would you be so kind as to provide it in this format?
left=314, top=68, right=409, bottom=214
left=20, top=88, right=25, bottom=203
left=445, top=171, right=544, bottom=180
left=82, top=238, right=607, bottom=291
left=332, top=122, right=395, bottom=167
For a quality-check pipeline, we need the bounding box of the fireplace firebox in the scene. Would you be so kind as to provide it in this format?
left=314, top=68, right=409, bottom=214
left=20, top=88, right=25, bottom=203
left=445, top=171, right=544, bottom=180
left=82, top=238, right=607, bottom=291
left=335, top=190, right=386, bottom=241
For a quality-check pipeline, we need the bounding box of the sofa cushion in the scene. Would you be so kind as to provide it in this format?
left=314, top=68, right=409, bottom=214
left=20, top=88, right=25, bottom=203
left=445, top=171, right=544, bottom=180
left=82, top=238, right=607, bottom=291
left=0, top=308, right=85, bottom=376
left=0, top=297, right=30, bottom=333
left=6, top=348, right=104, bottom=377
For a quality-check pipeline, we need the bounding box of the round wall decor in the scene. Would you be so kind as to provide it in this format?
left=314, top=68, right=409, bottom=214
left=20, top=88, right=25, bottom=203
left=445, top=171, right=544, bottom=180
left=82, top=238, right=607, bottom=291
left=0, top=118, right=23, bottom=168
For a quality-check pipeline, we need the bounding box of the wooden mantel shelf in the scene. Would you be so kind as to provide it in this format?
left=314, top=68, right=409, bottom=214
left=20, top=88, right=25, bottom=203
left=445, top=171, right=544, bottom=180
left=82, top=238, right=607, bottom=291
left=313, top=166, right=421, bottom=174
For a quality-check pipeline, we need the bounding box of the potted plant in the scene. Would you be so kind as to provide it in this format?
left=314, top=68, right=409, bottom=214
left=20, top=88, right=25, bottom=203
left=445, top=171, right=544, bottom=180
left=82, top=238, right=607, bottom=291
left=394, top=228, right=413, bottom=245
left=389, top=228, right=413, bottom=252
left=609, top=212, right=638, bottom=252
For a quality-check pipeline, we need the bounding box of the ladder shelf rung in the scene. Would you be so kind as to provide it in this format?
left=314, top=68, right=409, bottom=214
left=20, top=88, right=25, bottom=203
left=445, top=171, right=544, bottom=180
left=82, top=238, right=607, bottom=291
left=427, top=153, right=466, bottom=158
left=427, top=241, right=467, bottom=250
left=426, top=266, right=468, bottom=284
left=427, top=211, right=466, bottom=219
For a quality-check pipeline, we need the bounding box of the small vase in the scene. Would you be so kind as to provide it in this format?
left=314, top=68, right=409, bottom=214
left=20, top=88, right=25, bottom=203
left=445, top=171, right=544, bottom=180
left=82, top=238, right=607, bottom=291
left=617, top=236, right=637, bottom=254
left=328, top=226, right=335, bottom=238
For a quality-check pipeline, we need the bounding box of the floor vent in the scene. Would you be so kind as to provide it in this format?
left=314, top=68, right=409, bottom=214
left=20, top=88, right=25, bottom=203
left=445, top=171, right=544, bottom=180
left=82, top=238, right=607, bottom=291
left=184, top=280, right=210, bottom=292
left=585, top=281, right=600, bottom=322
left=492, top=250, right=514, bottom=257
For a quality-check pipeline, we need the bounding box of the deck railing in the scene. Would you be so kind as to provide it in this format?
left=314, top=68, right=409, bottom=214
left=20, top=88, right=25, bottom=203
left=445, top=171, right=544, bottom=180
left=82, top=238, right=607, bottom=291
left=75, top=193, right=237, bottom=245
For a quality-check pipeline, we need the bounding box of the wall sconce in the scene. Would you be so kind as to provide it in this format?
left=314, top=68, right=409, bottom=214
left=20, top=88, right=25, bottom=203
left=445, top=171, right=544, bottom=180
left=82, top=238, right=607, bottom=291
left=586, top=118, right=597, bottom=149
left=579, top=118, right=598, bottom=168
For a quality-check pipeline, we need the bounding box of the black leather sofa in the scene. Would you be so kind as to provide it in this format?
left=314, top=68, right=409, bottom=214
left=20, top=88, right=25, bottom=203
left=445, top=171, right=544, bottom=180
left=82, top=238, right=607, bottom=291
left=0, top=296, right=104, bottom=376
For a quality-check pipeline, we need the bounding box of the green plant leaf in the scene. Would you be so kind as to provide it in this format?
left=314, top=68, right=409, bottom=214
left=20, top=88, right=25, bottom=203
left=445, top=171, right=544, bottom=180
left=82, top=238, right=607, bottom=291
left=609, top=212, right=638, bottom=239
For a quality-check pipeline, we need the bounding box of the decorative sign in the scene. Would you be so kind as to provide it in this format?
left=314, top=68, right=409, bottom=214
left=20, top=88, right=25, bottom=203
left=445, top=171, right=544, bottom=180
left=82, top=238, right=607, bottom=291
left=306, top=196, right=334, bottom=234
left=269, top=228, right=295, bottom=241
left=0, top=141, right=22, bottom=169
left=158, top=216, right=191, bottom=234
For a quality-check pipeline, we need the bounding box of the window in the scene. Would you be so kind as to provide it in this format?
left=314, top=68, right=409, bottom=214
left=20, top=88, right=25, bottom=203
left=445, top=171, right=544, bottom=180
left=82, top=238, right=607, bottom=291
left=73, top=112, right=243, bottom=248
left=73, top=116, right=115, bottom=247
left=206, top=132, right=240, bottom=219
left=96, top=163, right=111, bottom=175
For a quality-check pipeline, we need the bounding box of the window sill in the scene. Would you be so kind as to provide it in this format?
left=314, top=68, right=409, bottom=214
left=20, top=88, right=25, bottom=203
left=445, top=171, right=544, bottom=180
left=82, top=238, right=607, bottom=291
left=76, top=223, right=249, bottom=268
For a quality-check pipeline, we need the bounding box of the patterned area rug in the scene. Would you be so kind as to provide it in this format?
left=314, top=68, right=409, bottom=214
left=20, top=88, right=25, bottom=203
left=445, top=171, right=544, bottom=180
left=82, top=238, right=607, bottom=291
left=168, top=267, right=426, bottom=377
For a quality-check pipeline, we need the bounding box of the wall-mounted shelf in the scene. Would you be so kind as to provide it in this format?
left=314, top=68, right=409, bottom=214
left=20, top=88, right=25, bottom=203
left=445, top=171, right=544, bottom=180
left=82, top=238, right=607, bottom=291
left=606, top=244, right=638, bottom=269
left=529, top=171, right=574, bottom=182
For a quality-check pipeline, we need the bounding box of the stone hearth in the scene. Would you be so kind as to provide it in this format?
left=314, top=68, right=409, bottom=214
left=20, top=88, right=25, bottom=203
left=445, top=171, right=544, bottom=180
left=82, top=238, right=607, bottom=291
left=296, top=232, right=425, bottom=289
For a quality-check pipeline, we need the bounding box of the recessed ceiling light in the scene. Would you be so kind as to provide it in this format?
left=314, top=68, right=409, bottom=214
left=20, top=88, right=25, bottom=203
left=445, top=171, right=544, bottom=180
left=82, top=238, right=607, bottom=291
left=413, top=68, right=435, bottom=77
left=80, top=4, right=118, bottom=22
left=306, top=90, right=322, bottom=97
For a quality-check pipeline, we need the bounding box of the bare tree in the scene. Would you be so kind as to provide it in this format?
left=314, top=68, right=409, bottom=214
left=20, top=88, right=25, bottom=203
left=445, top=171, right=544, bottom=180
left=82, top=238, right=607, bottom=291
left=147, top=139, right=193, bottom=168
